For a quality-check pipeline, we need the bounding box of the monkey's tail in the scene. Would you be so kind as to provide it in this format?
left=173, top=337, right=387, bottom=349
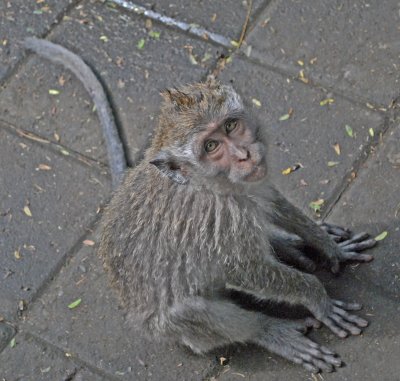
left=24, top=37, right=127, bottom=188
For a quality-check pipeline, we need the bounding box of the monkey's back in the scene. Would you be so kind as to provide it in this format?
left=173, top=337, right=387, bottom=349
left=99, top=162, right=272, bottom=334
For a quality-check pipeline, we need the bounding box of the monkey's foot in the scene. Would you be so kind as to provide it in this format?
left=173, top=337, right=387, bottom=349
left=257, top=318, right=342, bottom=373
left=317, top=299, right=368, bottom=338
left=337, top=232, right=376, bottom=262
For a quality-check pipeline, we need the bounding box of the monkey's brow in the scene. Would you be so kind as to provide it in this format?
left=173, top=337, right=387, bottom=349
left=216, top=111, right=246, bottom=126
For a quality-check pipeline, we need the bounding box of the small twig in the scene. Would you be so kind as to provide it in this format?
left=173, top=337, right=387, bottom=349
left=0, top=119, right=107, bottom=169
left=238, top=0, right=253, bottom=48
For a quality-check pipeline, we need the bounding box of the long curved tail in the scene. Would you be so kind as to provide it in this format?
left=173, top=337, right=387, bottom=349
left=24, top=37, right=127, bottom=188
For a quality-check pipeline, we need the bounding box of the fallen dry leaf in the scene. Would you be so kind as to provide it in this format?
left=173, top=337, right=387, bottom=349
left=37, top=164, right=52, bottom=171
left=14, top=249, right=21, bottom=260
left=333, top=143, right=341, bottom=155
left=320, top=98, right=334, bottom=106
left=327, top=161, right=340, bottom=167
left=23, top=206, right=32, bottom=217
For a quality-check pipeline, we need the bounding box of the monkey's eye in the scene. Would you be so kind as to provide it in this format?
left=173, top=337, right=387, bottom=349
left=225, top=119, right=237, bottom=134
left=204, top=140, right=219, bottom=153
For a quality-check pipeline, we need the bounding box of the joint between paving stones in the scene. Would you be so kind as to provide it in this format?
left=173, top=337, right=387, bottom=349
left=234, top=50, right=391, bottom=115
left=109, top=0, right=232, bottom=48
left=323, top=114, right=392, bottom=220
left=23, top=331, right=122, bottom=381
left=244, top=0, right=276, bottom=39
left=14, top=214, right=106, bottom=325
left=0, top=119, right=109, bottom=176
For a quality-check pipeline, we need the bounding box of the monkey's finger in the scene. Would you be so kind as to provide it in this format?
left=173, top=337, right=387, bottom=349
left=292, top=341, right=338, bottom=369
left=319, top=345, right=336, bottom=355
left=332, top=300, right=362, bottom=310
left=293, top=357, right=320, bottom=374
left=320, top=223, right=351, bottom=239
left=339, top=251, right=374, bottom=262
left=297, top=352, right=335, bottom=373
left=321, top=318, right=348, bottom=338
left=322, top=354, right=342, bottom=368
left=339, top=239, right=377, bottom=252
left=331, top=235, right=345, bottom=243
left=331, top=299, right=362, bottom=311
left=333, top=306, right=369, bottom=327
left=338, top=232, right=370, bottom=246
left=291, top=334, right=321, bottom=351
left=330, top=314, right=362, bottom=335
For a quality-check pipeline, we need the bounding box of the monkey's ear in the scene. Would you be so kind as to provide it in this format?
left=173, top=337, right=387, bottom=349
left=149, top=151, right=189, bottom=185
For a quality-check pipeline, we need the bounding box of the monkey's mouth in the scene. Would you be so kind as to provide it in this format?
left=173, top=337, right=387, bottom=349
left=243, top=164, right=267, bottom=182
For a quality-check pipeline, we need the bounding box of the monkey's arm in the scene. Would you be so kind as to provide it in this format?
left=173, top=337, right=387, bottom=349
left=227, top=260, right=367, bottom=338
left=268, top=187, right=376, bottom=273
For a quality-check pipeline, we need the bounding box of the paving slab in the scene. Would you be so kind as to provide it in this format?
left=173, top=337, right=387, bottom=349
left=0, top=126, right=110, bottom=322
left=328, top=123, right=400, bottom=298
left=21, top=232, right=216, bottom=380
left=131, top=0, right=266, bottom=41
left=218, top=56, right=384, bottom=215
left=0, top=0, right=221, bottom=165
left=245, top=0, right=400, bottom=106
left=0, top=332, right=107, bottom=381
left=0, top=0, right=76, bottom=83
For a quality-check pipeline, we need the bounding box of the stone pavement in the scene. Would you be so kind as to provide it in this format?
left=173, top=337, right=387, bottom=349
left=0, top=0, right=399, bottom=380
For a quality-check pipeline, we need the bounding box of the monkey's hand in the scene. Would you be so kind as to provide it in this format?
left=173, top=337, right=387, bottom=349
left=313, top=298, right=368, bottom=338
left=256, top=318, right=342, bottom=373
left=319, top=223, right=376, bottom=273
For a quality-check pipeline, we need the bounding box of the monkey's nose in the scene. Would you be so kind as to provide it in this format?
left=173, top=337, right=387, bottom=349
left=230, top=145, right=250, bottom=161
left=238, top=150, right=251, bottom=162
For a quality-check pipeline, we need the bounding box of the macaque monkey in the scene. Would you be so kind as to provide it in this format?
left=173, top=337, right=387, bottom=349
left=25, top=38, right=376, bottom=373
left=99, top=82, right=376, bottom=373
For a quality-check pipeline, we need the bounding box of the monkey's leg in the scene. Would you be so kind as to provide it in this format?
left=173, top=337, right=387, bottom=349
left=229, top=260, right=368, bottom=338
left=168, top=297, right=340, bottom=373
left=269, top=187, right=376, bottom=273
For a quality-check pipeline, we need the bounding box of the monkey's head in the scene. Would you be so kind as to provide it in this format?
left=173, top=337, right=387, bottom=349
left=149, top=79, right=267, bottom=187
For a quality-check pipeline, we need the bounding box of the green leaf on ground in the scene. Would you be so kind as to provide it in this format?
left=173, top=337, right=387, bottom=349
left=345, top=124, right=354, bottom=138
left=68, top=298, right=82, bottom=309
left=309, top=199, right=324, bottom=213
left=374, top=231, right=388, bottom=241
left=148, top=31, right=160, bottom=39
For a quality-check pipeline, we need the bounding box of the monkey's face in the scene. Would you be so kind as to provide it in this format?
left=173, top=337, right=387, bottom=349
left=195, top=116, right=267, bottom=184
left=150, top=81, right=267, bottom=187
